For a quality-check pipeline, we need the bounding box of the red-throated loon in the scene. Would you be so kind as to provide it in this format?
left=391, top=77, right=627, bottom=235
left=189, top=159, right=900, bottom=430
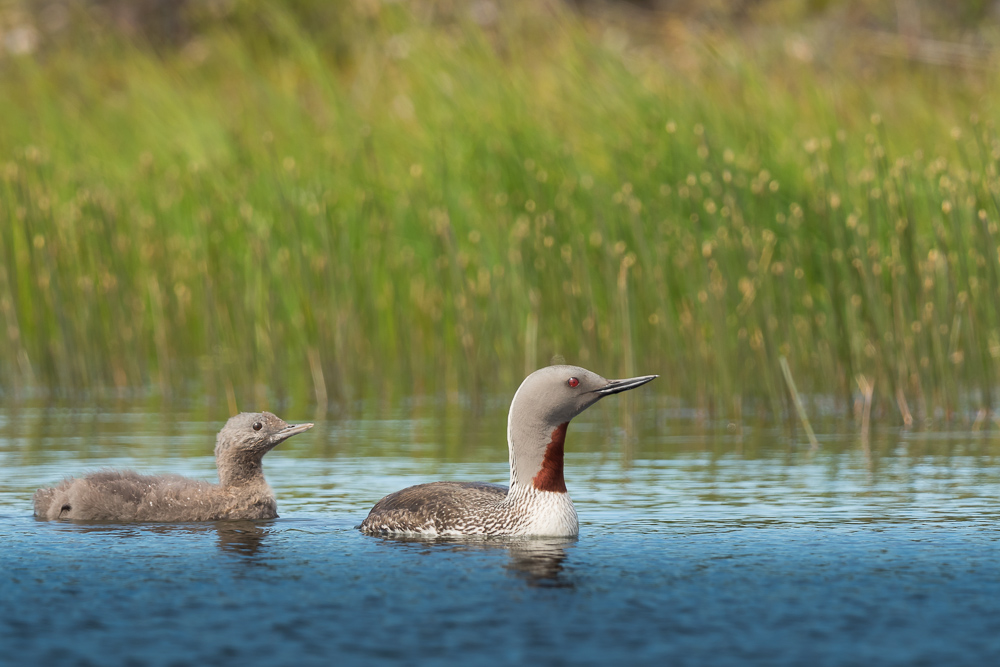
left=360, top=365, right=656, bottom=537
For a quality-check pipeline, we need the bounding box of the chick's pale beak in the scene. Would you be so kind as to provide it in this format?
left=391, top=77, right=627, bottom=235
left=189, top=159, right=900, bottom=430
left=274, top=422, right=314, bottom=443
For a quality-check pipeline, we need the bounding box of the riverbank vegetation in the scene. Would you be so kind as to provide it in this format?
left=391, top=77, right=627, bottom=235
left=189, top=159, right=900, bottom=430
left=2, top=0, right=999, bottom=423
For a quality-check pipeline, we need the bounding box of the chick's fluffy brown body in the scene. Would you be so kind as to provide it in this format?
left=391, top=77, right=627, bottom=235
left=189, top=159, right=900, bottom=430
left=33, top=412, right=312, bottom=522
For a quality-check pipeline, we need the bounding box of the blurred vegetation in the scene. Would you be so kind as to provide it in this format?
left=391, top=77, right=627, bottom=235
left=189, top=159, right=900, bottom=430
left=2, top=0, right=1000, bottom=424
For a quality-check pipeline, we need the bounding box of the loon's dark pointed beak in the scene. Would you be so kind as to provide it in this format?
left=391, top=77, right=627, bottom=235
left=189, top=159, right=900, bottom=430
left=595, top=374, right=658, bottom=396
left=274, top=422, right=314, bottom=443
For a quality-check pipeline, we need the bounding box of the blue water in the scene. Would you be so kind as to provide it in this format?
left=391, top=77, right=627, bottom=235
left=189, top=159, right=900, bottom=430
left=3, top=403, right=1000, bottom=665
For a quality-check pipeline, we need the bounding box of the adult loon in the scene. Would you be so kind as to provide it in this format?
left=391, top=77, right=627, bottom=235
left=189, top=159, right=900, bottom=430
left=360, top=365, right=656, bottom=537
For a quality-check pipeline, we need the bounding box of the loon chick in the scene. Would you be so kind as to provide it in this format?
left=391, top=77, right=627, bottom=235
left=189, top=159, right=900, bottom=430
left=33, top=412, right=313, bottom=522
left=360, top=365, right=656, bottom=537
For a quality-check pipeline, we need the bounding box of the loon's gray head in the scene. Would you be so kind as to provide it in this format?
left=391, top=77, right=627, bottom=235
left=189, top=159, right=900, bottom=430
left=509, top=365, right=657, bottom=426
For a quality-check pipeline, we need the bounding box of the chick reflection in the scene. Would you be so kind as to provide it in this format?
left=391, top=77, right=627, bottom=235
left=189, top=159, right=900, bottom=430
left=213, top=520, right=272, bottom=557
left=375, top=535, right=576, bottom=588
left=48, top=519, right=274, bottom=558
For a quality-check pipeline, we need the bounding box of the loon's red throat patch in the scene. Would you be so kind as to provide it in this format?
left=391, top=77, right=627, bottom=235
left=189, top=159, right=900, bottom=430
left=532, top=423, right=568, bottom=493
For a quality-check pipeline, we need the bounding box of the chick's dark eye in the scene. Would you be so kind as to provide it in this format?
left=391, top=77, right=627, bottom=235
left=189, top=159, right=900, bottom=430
left=253, top=422, right=262, bottom=431
left=567, top=377, right=580, bottom=388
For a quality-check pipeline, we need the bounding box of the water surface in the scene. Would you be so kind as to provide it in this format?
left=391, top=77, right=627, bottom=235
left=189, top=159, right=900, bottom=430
left=2, top=400, right=999, bottom=665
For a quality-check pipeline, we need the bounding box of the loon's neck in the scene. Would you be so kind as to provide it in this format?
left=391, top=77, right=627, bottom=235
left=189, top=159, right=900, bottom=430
left=507, top=422, right=569, bottom=493
left=503, top=408, right=578, bottom=535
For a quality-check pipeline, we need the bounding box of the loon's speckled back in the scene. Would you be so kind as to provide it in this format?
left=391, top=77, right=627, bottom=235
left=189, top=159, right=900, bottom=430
left=360, top=365, right=656, bottom=537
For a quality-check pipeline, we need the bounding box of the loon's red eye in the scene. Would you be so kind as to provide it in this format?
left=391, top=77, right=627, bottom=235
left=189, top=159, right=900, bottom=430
left=567, top=377, right=579, bottom=388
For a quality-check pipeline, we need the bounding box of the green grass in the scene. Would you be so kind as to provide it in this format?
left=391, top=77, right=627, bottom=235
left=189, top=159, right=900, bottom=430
left=2, top=1, right=1000, bottom=422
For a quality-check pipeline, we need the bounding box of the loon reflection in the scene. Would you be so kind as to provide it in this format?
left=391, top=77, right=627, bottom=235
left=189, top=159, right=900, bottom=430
left=503, top=537, right=575, bottom=587
left=372, top=535, right=577, bottom=588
